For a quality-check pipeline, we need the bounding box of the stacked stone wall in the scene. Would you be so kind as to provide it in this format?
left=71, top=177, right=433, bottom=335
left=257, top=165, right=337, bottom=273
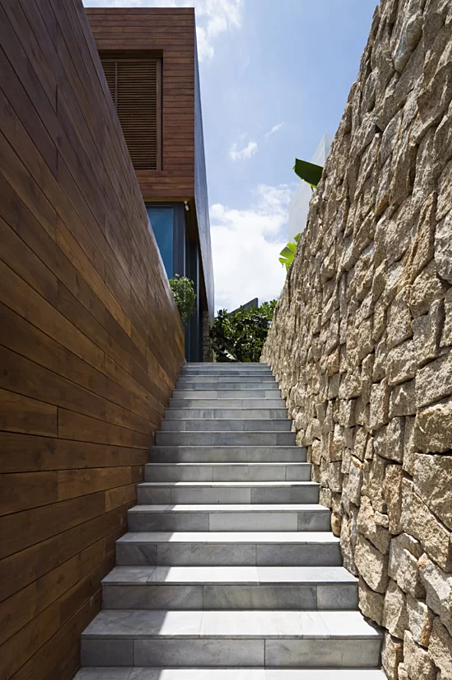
left=262, top=0, right=452, bottom=677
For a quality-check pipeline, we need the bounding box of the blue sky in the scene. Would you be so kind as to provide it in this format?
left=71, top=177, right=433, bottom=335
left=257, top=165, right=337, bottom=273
left=83, top=0, right=378, bottom=310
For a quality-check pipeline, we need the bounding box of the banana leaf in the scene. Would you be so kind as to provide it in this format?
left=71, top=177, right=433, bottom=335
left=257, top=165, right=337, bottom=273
left=293, top=158, right=323, bottom=188
left=279, top=233, right=300, bottom=271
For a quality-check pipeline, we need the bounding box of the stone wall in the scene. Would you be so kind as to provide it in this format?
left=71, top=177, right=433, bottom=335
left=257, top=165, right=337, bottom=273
left=262, top=1, right=452, bottom=678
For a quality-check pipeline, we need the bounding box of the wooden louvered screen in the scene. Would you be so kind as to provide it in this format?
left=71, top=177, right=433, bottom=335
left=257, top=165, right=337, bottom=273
left=100, top=56, right=161, bottom=171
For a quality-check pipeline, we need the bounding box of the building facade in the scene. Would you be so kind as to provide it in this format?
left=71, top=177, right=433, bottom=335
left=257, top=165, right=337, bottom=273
left=87, top=8, right=214, bottom=361
left=288, top=134, right=334, bottom=239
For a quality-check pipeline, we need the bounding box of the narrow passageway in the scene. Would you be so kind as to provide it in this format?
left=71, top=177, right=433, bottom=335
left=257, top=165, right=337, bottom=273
left=76, top=363, right=386, bottom=678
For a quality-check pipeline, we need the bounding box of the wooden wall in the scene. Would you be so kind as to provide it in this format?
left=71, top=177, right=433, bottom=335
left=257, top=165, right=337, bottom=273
left=0, top=1, right=185, bottom=678
left=87, top=7, right=196, bottom=203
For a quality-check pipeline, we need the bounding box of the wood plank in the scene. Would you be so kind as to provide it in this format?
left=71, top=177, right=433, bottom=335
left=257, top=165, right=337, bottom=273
left=57, top=408, right=152, bottom=449
left=0, top=304, right=159, bottom=425
left=0, top=388, right=57, bottom=437
left=0, top=471, right=58, bottom=517
left=0, top=491, right=107, bottom=560
left=0, top=528, right=120, bottom=647
left=57, top=467, right=134, bottom=501
left=0, top=505, right=128, bottom=602
left=0, top=433, right=148, bottom=473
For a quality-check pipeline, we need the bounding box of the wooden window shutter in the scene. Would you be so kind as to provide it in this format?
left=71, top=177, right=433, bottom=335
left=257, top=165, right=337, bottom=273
left=100, top=56, right=161, bottom=171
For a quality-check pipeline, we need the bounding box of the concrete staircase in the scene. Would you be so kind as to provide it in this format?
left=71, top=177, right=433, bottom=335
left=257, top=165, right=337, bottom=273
left=75, top=363, right=385, bottom=680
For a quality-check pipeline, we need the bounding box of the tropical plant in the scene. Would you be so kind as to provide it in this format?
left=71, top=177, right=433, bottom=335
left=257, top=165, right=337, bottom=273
left=210, top=300, right=277, bottom=362
left=169, top=274, right=197, bottom=326
left=279, top=232, right=300, bottom=271
left=277, top=158, right=324, bottom=271
left=293, top=158, right=323, bottom=188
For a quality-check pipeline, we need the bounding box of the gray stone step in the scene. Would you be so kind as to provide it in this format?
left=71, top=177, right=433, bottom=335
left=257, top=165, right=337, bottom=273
left=180, top=363, right=273, bottom=375
left=115, top=531, right=341, bottom=566
left=144, top=463, right=311, bottom=483
left=181, top=369, right=273, bottom=377
left=155, top=431, right=296, bottom=446
left=161, top=420, right=292, bottom=432
left=177, top=382, right=278, bottom=390
left=81, top=609, right=382, bottom=668
left=178, top=376, right=277, bottom=384
left=128, top=504, right=329, bottom=532
left=150, top=446, right=307, bottom=463
left=170, top=399, right=285, bottom=409
left=164, top=409, right=288, bottom=420
left=172, top=390, right=281, bottom=399
left=75, top=669, right=388, bottom=680
left=101, top=566, right=358, bottom=611
left=137, top=481, right=319, bottom=505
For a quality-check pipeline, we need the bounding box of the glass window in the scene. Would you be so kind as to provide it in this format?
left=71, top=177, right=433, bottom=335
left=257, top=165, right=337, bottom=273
left=147, top=207, right=174, bottom=278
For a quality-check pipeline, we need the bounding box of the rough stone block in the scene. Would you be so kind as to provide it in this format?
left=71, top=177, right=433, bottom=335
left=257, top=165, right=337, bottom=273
left=403, top=416, right=416, bottom=475
left=419, top=554, right=452, bottom=636
left=389, top=379, right=417, bottom=417
left=382, top=633, right=404, bottom=680
left=354, top=534, right=389, bottom=593
left=429, top=618, right=452, bottom=680
left=389, top=534, right=425, bottom=597
left=393, top=9, right=423, bottom=72
left=384, top=463, right=404, bottom=534
left=387, top=340, right=417, bottom=386
left=414, top=399, right=452, bottom=455
left=442, top=287, right=452, bottom=347
left=413, top=453, right=452, bottom=531
left=403, top=630, right=436, bottom=680
left=328, top=460, right=343, bottom=493
left=383, top=579, right=409, bottom=638
left=388, top=288, right=413, bottom=348
left=359, top=576, right=385, bottom=626
left=408, top=259, right=449, bottom=318
left=402, top=480, right=452, bottom=571
left=340, top=508, right=358, bottom=574
left=435, top=211, right=452, bottom=283
left=346, top=455, right=364, bottom=506
left=358, top=494, right=391, bottom=553
left=412, top=300, right=444, bottom=365
left=407, top=592, right=434, bottom=647
left=369, top=379, right=390, bottom=430
left=417, top=351, right=452, bottom=407
left=364, top=454, right=388, bottom=513
left=375, top=418, right=404, bottom=463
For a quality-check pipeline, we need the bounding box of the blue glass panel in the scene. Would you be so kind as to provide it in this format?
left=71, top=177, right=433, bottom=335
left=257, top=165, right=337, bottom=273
left=147, top=207, right=174, bottom=278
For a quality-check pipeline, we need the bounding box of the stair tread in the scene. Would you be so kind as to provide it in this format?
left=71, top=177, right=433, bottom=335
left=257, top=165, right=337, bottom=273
left=129, top=504, right=327, bottom=513
left=103, top=566, right=357, bottom=585
left=138, top=482, right=318, bottom=487
left=117, top=532, right=339, bottom=544
left=75, top=670, right=387, bottom=679
left=82, top=609, right=382, bottom=639
left=145, top=463, right=308, bottom=467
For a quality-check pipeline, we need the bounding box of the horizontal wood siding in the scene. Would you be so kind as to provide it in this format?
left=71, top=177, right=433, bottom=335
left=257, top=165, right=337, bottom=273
left=87, top=7, right=196, bottom=202
left=0, top=0, right=185, bottom=678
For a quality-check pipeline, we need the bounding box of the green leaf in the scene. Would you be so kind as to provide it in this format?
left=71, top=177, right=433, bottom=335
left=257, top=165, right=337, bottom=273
left=293, top=158, right=323, bottom=188
left=278, top=233, right=301, bottom=271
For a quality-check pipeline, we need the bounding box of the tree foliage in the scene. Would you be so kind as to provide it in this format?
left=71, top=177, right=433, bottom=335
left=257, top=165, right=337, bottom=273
left=169, top=275, right=197, bottom=326
left=210, top=300, right=277, bottom=362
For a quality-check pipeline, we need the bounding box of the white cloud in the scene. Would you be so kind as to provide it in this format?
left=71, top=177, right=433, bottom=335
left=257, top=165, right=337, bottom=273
left=265, top=122, right=285, bottom=138
left=210, top=184, right=292, bottom=311
left=83, top=0, right=243, bottom=62
left=229, top=140, right=258, bottom=161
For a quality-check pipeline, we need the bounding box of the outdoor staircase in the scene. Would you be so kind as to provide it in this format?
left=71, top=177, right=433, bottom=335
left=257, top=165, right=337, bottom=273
left=75, top=363, right=386, bottom=680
